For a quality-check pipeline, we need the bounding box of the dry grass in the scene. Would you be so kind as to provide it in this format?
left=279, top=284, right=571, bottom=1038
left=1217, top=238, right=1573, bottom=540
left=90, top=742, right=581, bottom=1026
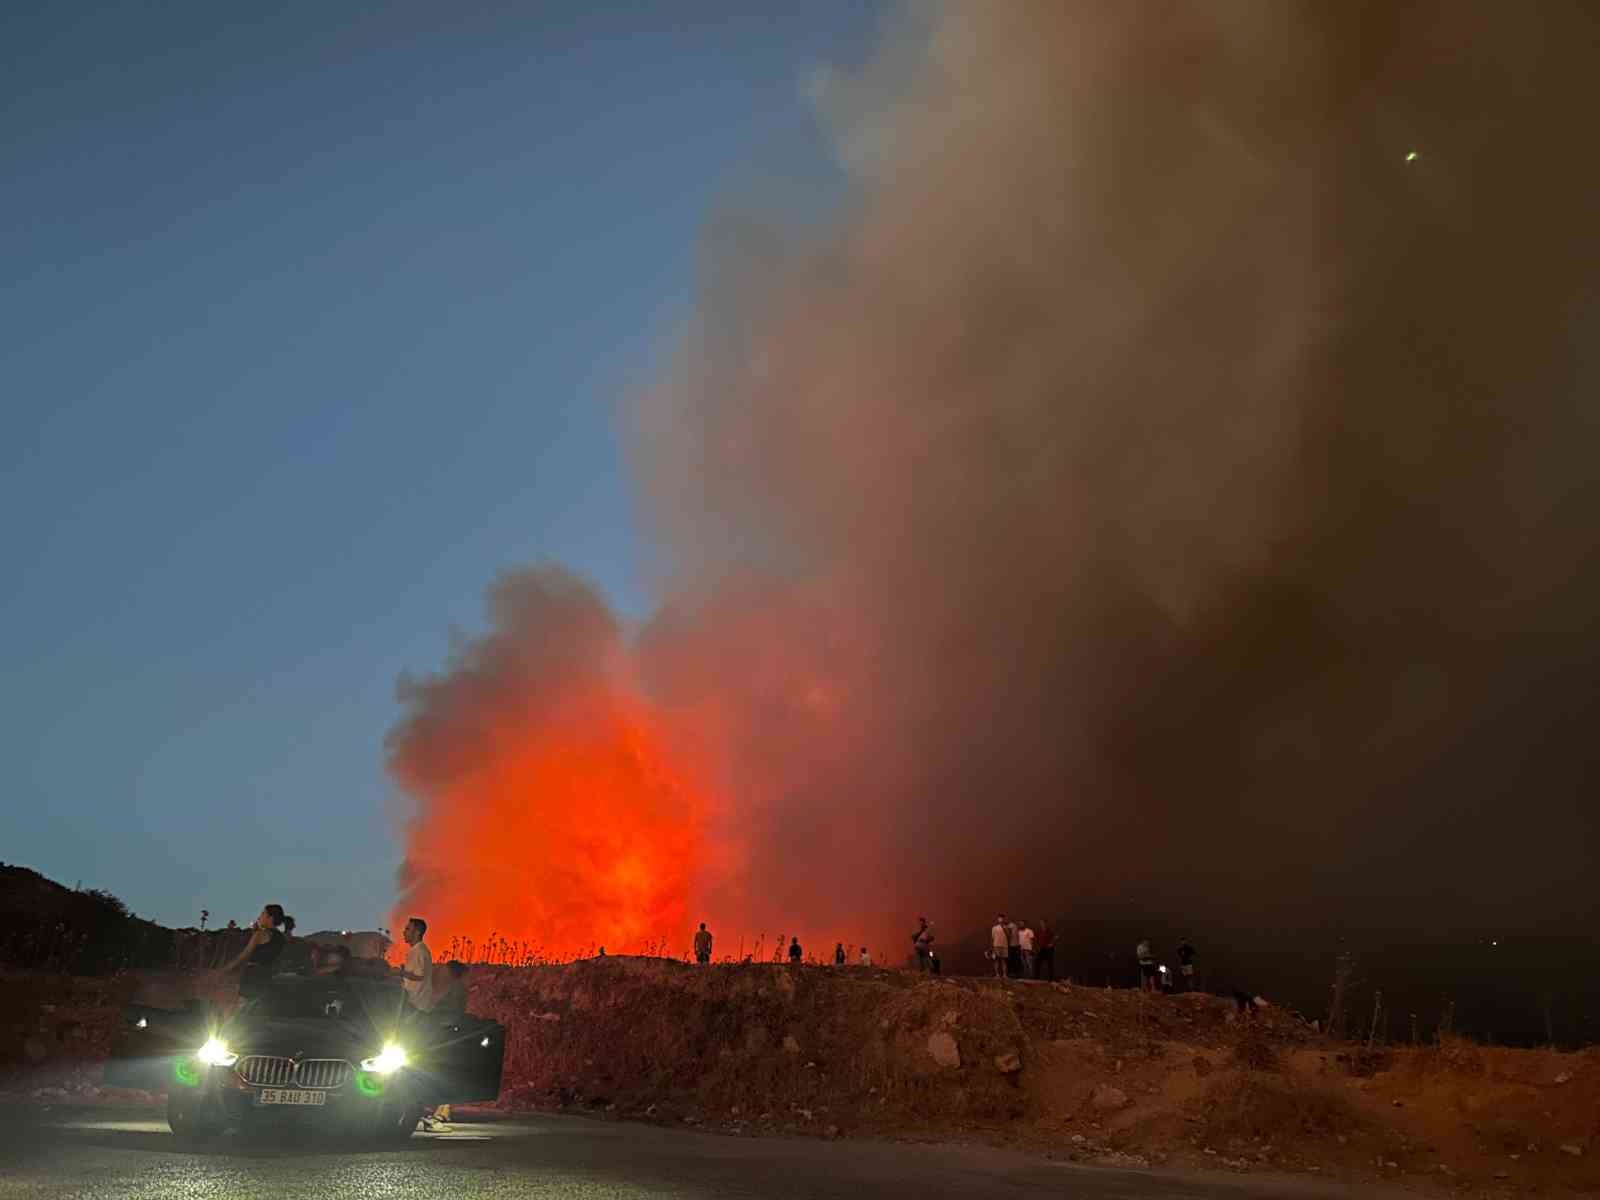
left=1199, top=1071, right=1369, bottom=1144
left=1230, top=1029, right=1279, bottom=1073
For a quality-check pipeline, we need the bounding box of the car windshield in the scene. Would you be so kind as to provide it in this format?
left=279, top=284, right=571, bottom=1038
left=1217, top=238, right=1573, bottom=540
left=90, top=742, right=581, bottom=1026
left=257, top=976, right=400, bottom=1021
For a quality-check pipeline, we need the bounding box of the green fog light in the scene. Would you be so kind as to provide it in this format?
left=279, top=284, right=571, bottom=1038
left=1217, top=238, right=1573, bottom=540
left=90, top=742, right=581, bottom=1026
left=174, top=1058, right=201, bottom=1088
left=355, top=1071, right=385, bottom=1098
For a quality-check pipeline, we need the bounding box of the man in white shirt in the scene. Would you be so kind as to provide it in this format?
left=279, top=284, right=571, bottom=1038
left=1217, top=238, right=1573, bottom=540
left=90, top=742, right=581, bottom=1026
left=858, top=946, right=872, bottom=967
left=1019, top=922, right=1036, bottom=978
left=991, top=915, right=1009, bottom=978
left=400, top=916, right=434, bottom=1014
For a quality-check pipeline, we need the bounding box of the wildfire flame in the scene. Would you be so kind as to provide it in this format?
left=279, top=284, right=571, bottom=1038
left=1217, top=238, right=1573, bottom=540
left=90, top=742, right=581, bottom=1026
left=387, top=573, right=717, bottom=961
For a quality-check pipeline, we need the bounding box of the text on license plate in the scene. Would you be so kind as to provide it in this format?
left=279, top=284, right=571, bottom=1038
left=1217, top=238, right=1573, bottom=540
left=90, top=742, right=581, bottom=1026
left=257, top=1088, right=326, bottom=1106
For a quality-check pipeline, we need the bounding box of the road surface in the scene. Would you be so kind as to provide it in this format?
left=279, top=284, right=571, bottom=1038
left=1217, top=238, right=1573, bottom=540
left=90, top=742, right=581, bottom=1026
left=0, top=1106, right=1408, bottom=1199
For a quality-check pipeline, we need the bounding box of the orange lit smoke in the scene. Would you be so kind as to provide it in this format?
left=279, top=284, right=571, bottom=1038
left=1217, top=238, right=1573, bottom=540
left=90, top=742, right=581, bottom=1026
left=387, top=571, right=725, bottom=961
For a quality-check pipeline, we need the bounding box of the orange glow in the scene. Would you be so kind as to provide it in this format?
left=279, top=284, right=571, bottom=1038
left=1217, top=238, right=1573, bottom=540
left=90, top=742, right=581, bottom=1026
left=389, top=684, right=714, bottom=962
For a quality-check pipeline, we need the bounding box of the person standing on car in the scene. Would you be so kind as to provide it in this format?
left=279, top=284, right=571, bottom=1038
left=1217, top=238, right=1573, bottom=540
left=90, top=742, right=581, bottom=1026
left=400, top=917, right=434, bottom=1015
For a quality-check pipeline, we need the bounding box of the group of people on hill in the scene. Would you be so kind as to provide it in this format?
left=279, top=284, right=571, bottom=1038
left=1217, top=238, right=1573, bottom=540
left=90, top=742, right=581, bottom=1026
left=989, top=915, right=1057, bottom=980
left=221, top=906, right=1208, bottom=1017
left=691, top=923, right=879, bottom=968
left=1136, top=935, right=1200, bottom=993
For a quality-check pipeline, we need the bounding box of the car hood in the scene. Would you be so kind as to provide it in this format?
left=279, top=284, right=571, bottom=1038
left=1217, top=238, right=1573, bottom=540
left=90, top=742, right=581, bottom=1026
left=221, top=1017, right=389, bottom=1062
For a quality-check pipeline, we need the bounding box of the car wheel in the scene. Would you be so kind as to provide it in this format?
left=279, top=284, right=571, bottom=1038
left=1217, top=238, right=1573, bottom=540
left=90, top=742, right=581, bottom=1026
left=167, top=1090, right=227, bottom=1140
left=376, top=1100, right=425, bottom=1141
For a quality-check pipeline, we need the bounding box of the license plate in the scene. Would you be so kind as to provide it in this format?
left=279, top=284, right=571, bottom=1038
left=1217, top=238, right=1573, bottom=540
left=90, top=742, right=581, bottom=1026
left=256, top=1088, right=326, bottom=1106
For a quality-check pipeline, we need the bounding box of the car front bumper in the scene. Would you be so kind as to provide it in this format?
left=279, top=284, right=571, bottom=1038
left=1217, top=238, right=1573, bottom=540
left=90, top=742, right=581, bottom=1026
left=173, top=1061, right=413, bottom=1125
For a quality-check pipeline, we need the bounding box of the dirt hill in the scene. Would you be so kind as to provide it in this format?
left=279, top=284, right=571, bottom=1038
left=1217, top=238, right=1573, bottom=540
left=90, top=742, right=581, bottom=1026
left=458, top=957, right=1598, bottom=1194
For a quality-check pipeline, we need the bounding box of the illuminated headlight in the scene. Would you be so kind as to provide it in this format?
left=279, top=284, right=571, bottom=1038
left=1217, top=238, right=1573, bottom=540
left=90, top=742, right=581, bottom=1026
left=196, top=1037, right=238, bottom=1067
left=360, top=1043, right=408, bottom=1075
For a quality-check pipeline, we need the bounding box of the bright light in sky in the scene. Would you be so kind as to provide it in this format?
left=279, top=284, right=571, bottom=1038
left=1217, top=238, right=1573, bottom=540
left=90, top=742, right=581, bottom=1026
left=1405, top=150, right=1419, bottom=162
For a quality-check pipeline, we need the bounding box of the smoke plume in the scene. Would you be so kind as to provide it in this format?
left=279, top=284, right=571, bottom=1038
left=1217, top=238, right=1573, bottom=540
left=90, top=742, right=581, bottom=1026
left=392, top=1, right=1599, bottom=958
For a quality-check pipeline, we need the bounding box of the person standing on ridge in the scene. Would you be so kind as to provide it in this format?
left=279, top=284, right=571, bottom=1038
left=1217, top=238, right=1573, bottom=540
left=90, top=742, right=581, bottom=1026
left=1019, top=920, right=1036, bottom=978
left=911, top=917, right=935, bottom=972
left=1034, top=919, right=1057, bottom=981
left=788, top=936, right=803, bottom=964
left=859, top=945, right=872, bottom=966
left=1136, top=936, right=1157, bottom=993
left=990, top=914, right=1009, bottom=978
left=1005, top=916, right=1022, bottom=979
left=833, top=942, right=846, bottom=966
left=1176, top=937, right=1197, bottom=992
left=693, top=922, right=713, bottom=965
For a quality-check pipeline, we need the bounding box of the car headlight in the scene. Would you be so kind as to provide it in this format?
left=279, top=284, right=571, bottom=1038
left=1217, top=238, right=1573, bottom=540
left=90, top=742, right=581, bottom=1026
left=360, top=1043, right=408, bottom=1075
left=196, top=1037, right=239, bottom=1067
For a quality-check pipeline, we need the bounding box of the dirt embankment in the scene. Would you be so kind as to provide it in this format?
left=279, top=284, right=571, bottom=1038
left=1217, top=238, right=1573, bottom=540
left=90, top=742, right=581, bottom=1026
left=465, top=958, right=1600, bottom=1194
left=4, top=959, right=1598, bottom=1195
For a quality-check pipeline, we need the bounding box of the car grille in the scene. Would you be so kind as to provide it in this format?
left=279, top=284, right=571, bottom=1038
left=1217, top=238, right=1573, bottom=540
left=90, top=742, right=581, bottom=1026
left=295, top=1059, right=352, bottom=1089
left=238, top=1056, right=295, bottom=1087
left=236, top=1056, right=352, bottom=1089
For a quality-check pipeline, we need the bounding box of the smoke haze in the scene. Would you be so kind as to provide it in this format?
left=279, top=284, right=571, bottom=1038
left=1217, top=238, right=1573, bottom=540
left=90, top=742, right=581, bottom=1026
left=392, top=1, right=1599, bottom=959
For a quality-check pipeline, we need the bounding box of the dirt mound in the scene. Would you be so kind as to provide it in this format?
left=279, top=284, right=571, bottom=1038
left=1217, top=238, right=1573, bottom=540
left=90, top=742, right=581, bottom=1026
left=0, top=969, right=141, bottom=1099
left=462, top=963, right=1600, bottom=1190
left=466, top=958, right=1038, bottom=1131
left=460, top=962, right=1323, bottom=1138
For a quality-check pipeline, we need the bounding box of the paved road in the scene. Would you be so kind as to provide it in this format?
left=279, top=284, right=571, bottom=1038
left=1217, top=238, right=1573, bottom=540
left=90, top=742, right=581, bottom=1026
left=0, top=1107, right=1405, bottom=1199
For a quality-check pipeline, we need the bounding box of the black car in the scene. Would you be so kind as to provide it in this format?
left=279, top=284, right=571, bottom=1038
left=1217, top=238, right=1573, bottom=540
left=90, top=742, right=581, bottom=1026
left=107, top=971, right=506, bottom=1140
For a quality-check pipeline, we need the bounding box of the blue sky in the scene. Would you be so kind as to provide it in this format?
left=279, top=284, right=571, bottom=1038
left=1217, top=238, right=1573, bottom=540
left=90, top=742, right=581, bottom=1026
left=1, top=1, right=880, bottom=932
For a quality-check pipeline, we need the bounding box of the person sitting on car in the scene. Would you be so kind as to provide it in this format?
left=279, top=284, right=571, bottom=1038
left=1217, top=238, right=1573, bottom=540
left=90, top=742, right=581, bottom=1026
left=219, top=904, right=294, bottom=971
left=218, top=904, right=295, bottom=1000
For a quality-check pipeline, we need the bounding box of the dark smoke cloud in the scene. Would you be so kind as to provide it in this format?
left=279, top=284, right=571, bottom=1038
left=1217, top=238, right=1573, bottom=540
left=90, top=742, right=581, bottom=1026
left=390, top=2, right=1598, bottom=963
left=632, top=0, right=1600, bottom=944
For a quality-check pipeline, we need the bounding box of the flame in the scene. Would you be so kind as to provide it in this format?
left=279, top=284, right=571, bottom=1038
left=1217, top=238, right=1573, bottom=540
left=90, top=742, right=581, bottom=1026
left=391, top=687, right=710, bottom=960
left=386, top=574, right=724, bottom=961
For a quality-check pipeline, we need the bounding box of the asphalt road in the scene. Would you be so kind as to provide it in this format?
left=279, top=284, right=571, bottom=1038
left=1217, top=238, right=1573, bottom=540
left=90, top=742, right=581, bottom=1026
left=0, top=1107, right=1409, bottom=1199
